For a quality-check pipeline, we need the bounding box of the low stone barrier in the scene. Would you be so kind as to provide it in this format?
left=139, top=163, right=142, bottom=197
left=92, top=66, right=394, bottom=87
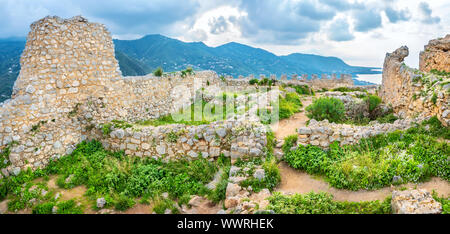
left=297, top=118, right=415, bottom=148
left=90, top=120, right=268, bottom=161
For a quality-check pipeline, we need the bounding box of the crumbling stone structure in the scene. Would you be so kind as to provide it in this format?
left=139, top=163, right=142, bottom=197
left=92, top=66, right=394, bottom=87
left=419, top=34, right=450, bottom=72
left=0, top=16, right=266, bottom=177
left=380, top=36, right=449, bottom=126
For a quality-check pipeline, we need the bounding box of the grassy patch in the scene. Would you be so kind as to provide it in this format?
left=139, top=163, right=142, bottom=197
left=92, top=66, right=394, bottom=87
left=0, top=140, right=232, bottom=213
left=305, top=97, right=345, bottom=123
left=283, top=118, right=449, bottom=190
left=267, top=192, right=391, bottom=214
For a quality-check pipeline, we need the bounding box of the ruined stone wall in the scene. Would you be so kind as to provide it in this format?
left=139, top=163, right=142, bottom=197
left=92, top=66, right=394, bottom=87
left=419, top=34, right=450, bottom=72
left=296, top=118, right=415, bottom=149
left=0, top=16, right=269, bottom=177
left=380, top=44, right=449, bottom=126
left=89, top=121, right=266, bottom=161
left=0, top=16, right=122, bottom=176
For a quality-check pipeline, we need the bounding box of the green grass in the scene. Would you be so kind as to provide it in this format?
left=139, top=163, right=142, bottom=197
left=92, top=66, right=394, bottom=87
left=283, top=118, right=449, bottom=190
left=238, top=153, right=280, bottom=192
left=331, top=87, right=366, bottom=93
left=0, top=140, right=232, bottom=213
left=137, top=97, right=239, bottom=126
left=267, top=192, right=391, bottom=214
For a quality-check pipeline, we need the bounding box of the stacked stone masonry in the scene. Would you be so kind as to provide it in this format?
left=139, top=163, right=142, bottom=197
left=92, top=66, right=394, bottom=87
left=0, top=16, right=269, bottom=177
left=297, top=118, right=415, bottom=149
left=380, top=38, right=450, bottom=126
left=419, top=34, right=450, bottom=73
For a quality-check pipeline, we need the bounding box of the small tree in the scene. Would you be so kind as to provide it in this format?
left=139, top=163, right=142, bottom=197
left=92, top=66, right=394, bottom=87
left=306, top=97, right=345, bottom=123
left=153, top=67, right=163, bottom=77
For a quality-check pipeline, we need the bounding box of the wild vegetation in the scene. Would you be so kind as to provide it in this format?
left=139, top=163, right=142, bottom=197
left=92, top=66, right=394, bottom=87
left=0, top=140, right=232, bottom=214
left=283, top=117, right=449, bottom=190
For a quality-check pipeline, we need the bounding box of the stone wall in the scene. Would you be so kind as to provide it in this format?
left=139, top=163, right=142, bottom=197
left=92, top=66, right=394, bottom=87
left=0, top=16, right=121, bottom=176
left=89, top=120, right=266, bottom=161
left=296, top=118, right=415, bottom=149
left=380, top=43, right=449, bottom=126
left=419, top=34, right=450, bottom=73
left=0, top=16, right=263, bottom=177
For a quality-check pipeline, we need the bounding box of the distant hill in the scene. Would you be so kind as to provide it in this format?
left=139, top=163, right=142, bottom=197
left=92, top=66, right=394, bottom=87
left=0, top=39, right=25, bottom=103
left=113, top=34, right=380, bottom=79
left=0, top=34, right=380, bottom=102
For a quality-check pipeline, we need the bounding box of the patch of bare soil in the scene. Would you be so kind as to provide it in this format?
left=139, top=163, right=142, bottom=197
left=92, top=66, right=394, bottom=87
left=276, top=161, right=450, bottom=202
left=182, top=196, right=222, bottom=214
left=272, top=96, right=313, bottom=140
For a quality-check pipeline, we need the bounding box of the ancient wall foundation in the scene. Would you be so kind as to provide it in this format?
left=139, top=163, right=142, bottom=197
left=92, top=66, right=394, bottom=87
left=0, top=16, right=267, bottom=177
left=296, top=118, right=414, bottom=149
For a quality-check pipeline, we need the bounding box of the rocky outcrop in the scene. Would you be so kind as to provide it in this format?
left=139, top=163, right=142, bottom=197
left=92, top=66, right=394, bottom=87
left=419, top=34, right=450, bottom=73
left=391, top=189, right=442, bottom=214
left=297, top=118, right=415, bottom=148
left=0, top=16, right=269, bottom=177
left=380, top=40, right=449, bottom=125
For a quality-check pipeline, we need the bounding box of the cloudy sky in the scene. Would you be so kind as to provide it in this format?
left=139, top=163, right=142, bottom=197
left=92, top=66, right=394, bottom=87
left=0, top=0, right=449, bottom=68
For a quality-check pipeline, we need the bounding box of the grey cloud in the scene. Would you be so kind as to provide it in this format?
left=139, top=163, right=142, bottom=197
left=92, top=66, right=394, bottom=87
left=384, top=6, right=411, bottom=23
left=0, top=0, right=200, bottom=38
left=234, top=0, right=330, bottom=44
left=328, top=18, right=354, bottom=41
left=353, top=8, right=382, bottom=32
left=209, top=16, right=229, bottom=34
left=418, top=2, right=440, bottom=24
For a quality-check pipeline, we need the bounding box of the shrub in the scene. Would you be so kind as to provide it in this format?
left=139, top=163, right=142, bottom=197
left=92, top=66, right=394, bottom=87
left=431, top=92, right=437, bottom=105
left=239, top=154, right=280, bottom=192
left=258, top=78, right=270, bottom=85
left=249, top=79, right=259, bottom=85
left=364, top=95, right=381, bottom=112
left=376, top=113, right=398, bottom=124
left=114, top=195, right=136, bottom=211
left=305, top=97, right=345, bottom=123
left=153, top=67, right=163, bottom=77
left=278, top=92, right=303, bottom=120
left=290, top=85, right=312, bottom=95
left=332, top=87, right=365, bottom=93
left=267, top=192, right=391, bottom=214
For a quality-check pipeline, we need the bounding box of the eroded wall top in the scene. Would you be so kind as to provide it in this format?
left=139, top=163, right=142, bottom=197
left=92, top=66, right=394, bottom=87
left=419, top=34, right=450, bottom=73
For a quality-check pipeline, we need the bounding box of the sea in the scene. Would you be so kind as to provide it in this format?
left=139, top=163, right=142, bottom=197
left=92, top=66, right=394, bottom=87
left=355, top=68, right=382, bottom=85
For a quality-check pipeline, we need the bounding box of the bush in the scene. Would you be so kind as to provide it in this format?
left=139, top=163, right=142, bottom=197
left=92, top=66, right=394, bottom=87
left=249, top=79, right=259, bottom=85
left=289, top=84, right=312, bottom=95
left=332, top=87, right=365, bottom=92
left=153, top=67, right=163, bottom=77
left=305, top=97, right=345, bottom=123
left=364, top=95, right=381, bottom=112
left=283, top=123, right=449, bottom=190
left=280, top=92, right=303, bottom=119
left=282, top=135, right=298, bottom=154
left=376, top=113, right=398, bottom=124
left=258, top=78, right=270, bottom=85
left=267, top=192, right=391, bottom=214
left=239, top=154, right=280, bottom=192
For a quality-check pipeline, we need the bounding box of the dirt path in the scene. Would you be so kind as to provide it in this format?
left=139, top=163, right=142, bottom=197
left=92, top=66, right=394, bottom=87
left=276, top=162, right=450, bottom=201
left=271, top=95, right=313, bottom=140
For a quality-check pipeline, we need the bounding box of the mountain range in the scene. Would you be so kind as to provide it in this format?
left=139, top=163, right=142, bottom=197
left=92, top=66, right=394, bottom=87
left=0, top=34, right=380, bottom=103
